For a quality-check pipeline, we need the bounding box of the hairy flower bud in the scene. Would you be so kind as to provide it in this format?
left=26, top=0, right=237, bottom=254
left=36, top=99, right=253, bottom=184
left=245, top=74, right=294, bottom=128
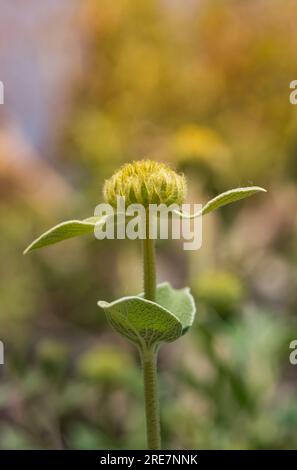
left=103, top=160, right=187, bottom=208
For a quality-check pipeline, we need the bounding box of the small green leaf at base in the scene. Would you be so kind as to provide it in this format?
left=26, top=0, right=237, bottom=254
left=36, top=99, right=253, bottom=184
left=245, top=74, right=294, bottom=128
left=98, top=282, right=196, bottom=347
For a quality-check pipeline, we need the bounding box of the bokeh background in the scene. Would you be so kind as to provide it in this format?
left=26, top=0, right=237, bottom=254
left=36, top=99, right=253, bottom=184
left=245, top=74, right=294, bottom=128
left=1, top=0, right=297, bottom=449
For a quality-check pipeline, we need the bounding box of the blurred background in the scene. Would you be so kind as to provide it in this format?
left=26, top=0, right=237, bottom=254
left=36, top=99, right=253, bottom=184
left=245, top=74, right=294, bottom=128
left=0, top=0, right=297, bottom=449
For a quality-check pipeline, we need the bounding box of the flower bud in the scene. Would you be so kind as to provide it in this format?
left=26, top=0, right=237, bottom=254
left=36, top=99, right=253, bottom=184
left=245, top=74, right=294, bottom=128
left=103, top=160, right=186, bottom=208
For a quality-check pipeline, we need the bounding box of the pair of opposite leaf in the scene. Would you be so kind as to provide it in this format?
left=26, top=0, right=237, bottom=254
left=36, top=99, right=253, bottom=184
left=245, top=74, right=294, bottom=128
left=24, top=160, right=266, bottom=348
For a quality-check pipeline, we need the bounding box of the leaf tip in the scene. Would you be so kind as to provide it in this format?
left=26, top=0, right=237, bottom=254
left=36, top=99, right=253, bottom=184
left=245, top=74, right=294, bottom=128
left=254, top=186, right=267, bottom=193
left=23, top=244, right=33, bottom=255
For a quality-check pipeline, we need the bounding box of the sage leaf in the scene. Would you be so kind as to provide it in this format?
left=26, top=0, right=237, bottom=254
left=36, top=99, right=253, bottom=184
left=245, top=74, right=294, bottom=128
left=154, top=282, right=196, bottom=334
left=174, top=186, right=266, bottom=219
left=201, top=186, right=266, bottom=215
left=23, top=216, right=107, bottom=254
left=98, top=282, right=196, bottom=347
left=98, top=297, right=182, bottom=346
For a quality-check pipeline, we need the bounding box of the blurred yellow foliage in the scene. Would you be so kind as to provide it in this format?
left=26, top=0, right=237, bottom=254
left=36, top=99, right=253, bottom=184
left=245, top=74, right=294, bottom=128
left=173, top=125, right=230, bottom=167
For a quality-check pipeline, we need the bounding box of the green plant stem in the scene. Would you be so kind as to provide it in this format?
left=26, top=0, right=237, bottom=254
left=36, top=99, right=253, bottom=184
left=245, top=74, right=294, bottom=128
left=140, top=347, right=161, bottom=450
left=141, top=208, right=161, bottom=449
left=143, top=209, right=156, bottom=302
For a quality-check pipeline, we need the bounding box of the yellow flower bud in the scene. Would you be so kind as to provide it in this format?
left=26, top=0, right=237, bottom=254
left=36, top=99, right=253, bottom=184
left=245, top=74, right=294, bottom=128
left=103, top=160, right=187, bottom=208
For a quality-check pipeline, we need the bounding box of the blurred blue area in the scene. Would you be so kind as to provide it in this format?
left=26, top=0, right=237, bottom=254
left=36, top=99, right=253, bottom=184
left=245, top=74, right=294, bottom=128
left=0, top=0, right=81, bottom=153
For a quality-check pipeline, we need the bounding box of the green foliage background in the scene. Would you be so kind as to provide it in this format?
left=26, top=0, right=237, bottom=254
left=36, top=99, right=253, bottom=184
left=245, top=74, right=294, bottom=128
left=1, top=0, right=297, bottom=449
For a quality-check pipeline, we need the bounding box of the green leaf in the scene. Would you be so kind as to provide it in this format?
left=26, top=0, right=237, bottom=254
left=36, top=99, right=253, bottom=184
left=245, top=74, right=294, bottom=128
left=23, top=216, right=106, bottom=254
left=98, top=297, right=182, bottom=346
left=143, top=282, right=195, bottom=335
left=98, top=282, right=196, bottom=347
left=174, top=186, right=266, bottom=219
left=201, top=186, right=267, bottom=215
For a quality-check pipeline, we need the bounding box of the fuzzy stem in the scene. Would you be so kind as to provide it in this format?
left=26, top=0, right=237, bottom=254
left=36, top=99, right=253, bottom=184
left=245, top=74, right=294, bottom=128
left=140, top=346, right=161, bottom=450
left=141, top=208, right=161, bottom=449
left=143, top=209, right=156, bottom=302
